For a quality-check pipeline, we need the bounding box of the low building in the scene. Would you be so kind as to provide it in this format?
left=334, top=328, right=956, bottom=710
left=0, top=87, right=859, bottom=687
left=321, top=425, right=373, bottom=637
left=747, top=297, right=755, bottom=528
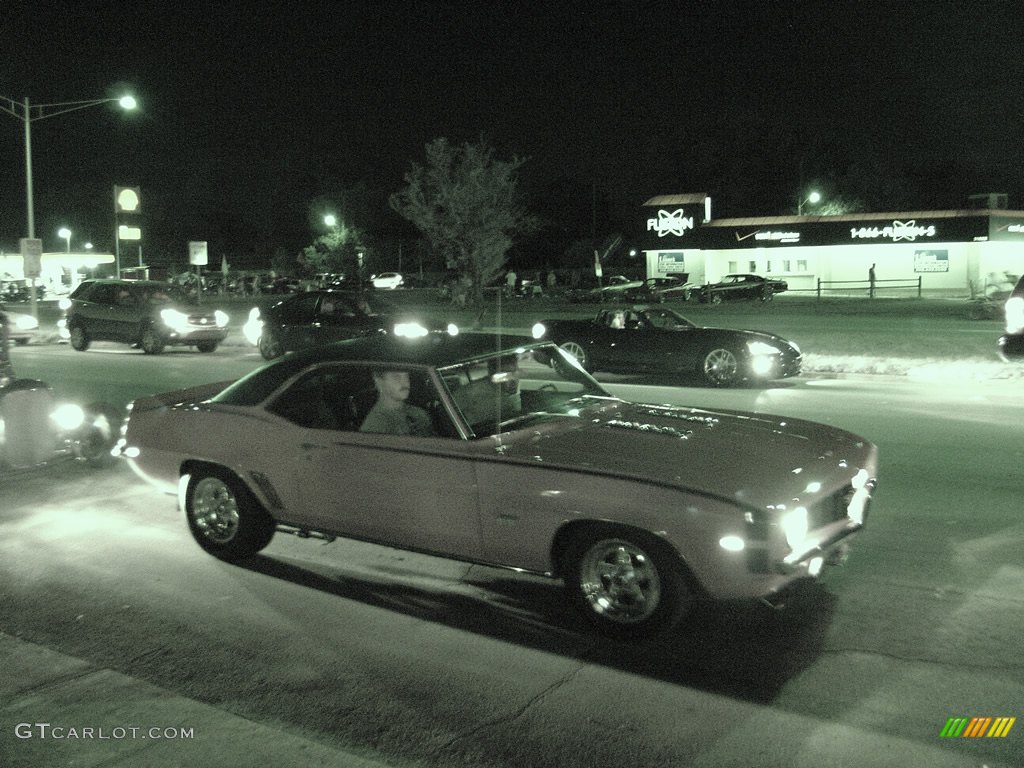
left=639, top=193, right=1024, bottom=297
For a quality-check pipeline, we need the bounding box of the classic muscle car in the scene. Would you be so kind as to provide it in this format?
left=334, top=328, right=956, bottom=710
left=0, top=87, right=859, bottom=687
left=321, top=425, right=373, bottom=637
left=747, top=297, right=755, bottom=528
left=533, top=306, right=801, bottom=386
left=117, top=333, right=876, bottom=638
left=696, top=273, right=789, bottom=304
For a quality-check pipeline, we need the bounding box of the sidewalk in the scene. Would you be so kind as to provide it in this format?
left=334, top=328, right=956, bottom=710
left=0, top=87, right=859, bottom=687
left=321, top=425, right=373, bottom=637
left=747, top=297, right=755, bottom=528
left=0, top=631, right=398, bottom=768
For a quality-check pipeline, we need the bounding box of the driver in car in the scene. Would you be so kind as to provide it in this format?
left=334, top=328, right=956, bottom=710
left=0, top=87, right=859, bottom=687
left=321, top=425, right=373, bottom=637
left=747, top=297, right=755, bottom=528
left=359, top=368, right=434, bottom=437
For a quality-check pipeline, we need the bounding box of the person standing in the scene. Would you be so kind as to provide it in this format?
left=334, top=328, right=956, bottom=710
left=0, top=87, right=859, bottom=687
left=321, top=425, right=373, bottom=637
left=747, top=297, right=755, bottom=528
left=505, top=269, right=517, bottom=297
left=869, top=263, right=876, bottom=298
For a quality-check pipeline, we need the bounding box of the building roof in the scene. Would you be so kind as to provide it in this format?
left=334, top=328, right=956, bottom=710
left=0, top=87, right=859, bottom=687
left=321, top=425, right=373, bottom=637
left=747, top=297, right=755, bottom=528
left=643, top=194, right=708, bottom=206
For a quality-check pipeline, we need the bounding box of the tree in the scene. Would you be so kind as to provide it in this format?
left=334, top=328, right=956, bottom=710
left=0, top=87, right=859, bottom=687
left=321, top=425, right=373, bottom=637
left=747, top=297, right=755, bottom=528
left=389, top=137, right=538, bottom=312
left=299, top=218, right=366, bottom=281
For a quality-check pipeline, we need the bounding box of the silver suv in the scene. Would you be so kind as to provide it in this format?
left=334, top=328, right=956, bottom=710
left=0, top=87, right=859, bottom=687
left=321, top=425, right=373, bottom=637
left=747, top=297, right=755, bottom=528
left=64, top=279, right=229, bottom=354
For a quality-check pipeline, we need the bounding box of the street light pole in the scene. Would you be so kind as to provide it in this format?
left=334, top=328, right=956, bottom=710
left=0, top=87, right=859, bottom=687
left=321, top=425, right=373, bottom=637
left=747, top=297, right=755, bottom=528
left=0, top=94, right=136, bottom=240
left=798, top=190, right=822, bottom=216
left=59, top=227, right=72, bottom=253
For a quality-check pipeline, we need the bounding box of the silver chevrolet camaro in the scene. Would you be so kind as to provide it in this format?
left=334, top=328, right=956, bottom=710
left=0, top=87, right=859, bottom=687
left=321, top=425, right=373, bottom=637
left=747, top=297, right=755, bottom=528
left=117, top=333, right=878, bottom=638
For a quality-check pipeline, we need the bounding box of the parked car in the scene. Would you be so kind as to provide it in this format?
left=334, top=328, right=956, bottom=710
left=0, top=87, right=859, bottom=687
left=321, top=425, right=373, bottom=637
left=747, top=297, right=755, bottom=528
left=1, top=306, right=39, bottom=345
left=565, top=274, right=644, bottom=303
left=370, top=272, right=404, bottom=290
left=997, top=274, right=1024, bottom=360
left=623, top=276, right=697, bottom=303
left=533, top=305, right=801, bottom=386
left=62, top=279, right=230, bottom=354
left=696, top=273, right=788, bottom=304
left=116, top=332, right=877, bottom=638
left=245, top=289, right=458, bottom=360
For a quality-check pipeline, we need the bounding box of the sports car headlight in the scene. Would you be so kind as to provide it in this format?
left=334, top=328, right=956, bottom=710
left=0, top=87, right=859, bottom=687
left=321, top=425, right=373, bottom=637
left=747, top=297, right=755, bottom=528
left=160, top=308, right=191, bottom=333
left=780, top=506, right=809, bottom=550
left=531, top=322, right=546, bottom=339
left=394, top=321, right=429, bottom=338
left=242, top=307, right=263, bottom=346
left=1005, top=296, right=1024, bottom=334
left=747, top=340, right=780, bottom=356
left=14, top=314, right=39, bottom=331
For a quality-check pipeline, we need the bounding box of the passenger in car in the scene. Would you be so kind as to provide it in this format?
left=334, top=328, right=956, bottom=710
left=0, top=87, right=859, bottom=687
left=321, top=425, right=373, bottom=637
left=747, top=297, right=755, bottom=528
left=359, top=368, right=433, bottom=436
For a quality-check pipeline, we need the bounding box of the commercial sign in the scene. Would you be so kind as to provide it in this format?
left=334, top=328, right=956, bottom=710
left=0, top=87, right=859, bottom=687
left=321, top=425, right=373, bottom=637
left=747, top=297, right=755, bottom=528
left=849, top=220, right=937, bottom=242
left=19, top=238, right=42, bottom=278
left=914, top=249, right=949, bottom=272
left=189, top=241, right=209, bottom=266
left=114, top=186, right=141, bottom=213
left=647, top=209, right=695, bottom=238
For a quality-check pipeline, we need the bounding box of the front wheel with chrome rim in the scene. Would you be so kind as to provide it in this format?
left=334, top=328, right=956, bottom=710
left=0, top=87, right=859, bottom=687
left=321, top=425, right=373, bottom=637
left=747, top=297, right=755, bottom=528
left=185, top=468, right=275, bottom=561
left=557, top=340, right=589, bottom=371
left=562, top=525, right=690, bottom=638
left=701, top=347, right=740, bottom=387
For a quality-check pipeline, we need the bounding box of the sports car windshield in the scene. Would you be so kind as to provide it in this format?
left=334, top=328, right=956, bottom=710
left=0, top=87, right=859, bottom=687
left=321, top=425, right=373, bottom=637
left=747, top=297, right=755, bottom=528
left=437, top=346, right=617, bottom=438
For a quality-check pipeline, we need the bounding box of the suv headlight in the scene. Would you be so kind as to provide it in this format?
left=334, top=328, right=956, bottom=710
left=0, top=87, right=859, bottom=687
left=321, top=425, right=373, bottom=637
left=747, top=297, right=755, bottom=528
left=160, top=308, right=190, bottom=333
left=780, top=506, right=809, bottom=551
left=1005, top=296, right=1024, bottom=334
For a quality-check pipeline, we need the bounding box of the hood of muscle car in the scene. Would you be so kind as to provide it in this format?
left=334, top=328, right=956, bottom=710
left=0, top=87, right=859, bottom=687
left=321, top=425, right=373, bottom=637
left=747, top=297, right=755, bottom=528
left=502, top=401, right=874, bottom=509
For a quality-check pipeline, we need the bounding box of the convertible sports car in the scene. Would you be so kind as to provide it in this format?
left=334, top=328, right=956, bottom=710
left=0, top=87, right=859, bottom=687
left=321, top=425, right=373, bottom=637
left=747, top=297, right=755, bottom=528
left=117, top=333, right=876, bottom=638
left=696, top=273, right=789, bottom=304
left=244, top=289, right=457, bottom=359
left=533, top=306, right=801, bottom=386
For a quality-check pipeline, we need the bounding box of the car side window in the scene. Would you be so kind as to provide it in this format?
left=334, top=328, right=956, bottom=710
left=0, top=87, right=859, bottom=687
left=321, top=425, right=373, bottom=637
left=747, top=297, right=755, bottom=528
left=88, top=284, right=119, bottom=306
left=268, top=365, right=373, bottom=431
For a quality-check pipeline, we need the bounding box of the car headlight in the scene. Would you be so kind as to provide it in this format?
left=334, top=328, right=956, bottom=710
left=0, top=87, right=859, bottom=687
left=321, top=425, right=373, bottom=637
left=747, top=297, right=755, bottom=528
left=214, top=310, right=229, bottom=328
left=531, top=322, right=547, bottom=339
left=242, top=307, right=263, bottom=346
left=1005, top=296, right=1024, bottom=334
left=14, top=314, right=39, bottom=331
left=446, top=323, right=459, bottom=336
left=394, top=321, right=428, bottom=338
left=51, top=403, right=86, bottom=432
left=58, top=297, right=72, bottom=311
left=780, top=506, right=809, bottom=551
left=160, top=308, right=190, bottom=333
left=747, top=340, right=780, bottom=356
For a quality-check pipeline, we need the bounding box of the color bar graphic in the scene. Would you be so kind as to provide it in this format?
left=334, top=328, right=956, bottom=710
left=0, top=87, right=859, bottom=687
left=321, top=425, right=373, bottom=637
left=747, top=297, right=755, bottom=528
left=940, top=716, right=1015, bottom=738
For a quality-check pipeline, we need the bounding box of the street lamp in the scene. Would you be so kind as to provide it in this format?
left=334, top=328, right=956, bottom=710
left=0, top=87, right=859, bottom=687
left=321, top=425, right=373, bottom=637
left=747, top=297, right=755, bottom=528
left=0, top=93, right=137, bottom=241
left=798, top=190, right=822, bottom=216
left=324, top=214, right=337, bottom=228
left=58, top=227, right=72, bottom=253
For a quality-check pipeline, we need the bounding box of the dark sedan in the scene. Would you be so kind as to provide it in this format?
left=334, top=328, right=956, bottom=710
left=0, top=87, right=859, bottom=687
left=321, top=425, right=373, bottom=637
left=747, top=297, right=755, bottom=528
left=246, top=290, right=457, bottom=360
left=533, top=306, right=801, bottom=386
left=696, top=273, right=788, bottom=304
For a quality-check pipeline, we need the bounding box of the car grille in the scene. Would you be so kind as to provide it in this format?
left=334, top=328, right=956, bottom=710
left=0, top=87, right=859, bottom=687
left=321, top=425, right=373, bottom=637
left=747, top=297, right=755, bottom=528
left=186, top=314, right=218, bottom=328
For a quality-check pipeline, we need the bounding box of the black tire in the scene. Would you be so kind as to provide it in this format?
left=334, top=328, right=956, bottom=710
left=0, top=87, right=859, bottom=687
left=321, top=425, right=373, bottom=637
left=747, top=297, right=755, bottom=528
left=140, top=327, right=165, bottom=355
left=196, top=340, right=219, bottom=353
left=701, top=347, right=740, bottom=387
left=184, top=467, right=276, bottom=561
left=561, top=524, right=691, bottom=638
left=710, top=293, right=723, bottom=305
left=760, top=286, right=774, bottom=302
left=77, top=402, right=123, bottom=467
left=557, top=340, right=589, bottom=371
left=258, top=330, right=283, bottom=360
left=69, top=323, right=90, bottom=351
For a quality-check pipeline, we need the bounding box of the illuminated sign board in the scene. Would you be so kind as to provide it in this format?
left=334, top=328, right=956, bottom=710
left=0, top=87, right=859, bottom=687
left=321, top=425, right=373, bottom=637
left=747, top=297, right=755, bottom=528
left=914, top=249, right=949, bottom=272
left=849, top=220, right=937, bottom=242
left=647, top=209, right=694, bottom=238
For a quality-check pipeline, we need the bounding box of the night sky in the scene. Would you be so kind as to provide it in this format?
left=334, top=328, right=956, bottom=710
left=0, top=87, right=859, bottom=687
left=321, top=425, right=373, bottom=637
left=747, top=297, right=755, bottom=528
left=2, top=0, right=1023, bottom=269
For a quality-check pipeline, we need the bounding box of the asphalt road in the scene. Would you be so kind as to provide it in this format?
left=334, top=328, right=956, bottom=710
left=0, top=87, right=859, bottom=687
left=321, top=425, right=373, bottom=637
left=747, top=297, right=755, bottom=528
left=1, top=345, right=1022, bottom=767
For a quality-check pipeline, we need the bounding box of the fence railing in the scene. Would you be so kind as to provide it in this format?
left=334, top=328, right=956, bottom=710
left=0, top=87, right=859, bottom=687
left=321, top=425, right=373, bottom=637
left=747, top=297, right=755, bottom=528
left=792, top=276, right=923, bottom=299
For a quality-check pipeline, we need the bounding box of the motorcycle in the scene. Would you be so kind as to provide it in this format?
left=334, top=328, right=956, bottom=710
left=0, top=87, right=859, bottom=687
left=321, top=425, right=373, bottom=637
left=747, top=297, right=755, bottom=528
left=1, top=307, right=121, bottom=474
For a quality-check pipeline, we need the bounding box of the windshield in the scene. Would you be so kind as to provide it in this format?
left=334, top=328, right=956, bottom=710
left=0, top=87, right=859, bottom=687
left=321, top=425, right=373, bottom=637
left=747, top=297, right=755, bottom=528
left=437, top=345, right=616, bottom=438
